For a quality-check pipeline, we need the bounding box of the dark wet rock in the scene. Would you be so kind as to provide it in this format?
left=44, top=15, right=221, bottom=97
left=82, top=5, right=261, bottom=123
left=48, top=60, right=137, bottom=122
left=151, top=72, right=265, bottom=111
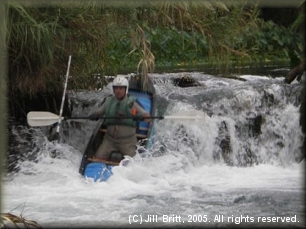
left=234, top=195, right=246, bottom=203
left=173, top=74, right=201, bottom=87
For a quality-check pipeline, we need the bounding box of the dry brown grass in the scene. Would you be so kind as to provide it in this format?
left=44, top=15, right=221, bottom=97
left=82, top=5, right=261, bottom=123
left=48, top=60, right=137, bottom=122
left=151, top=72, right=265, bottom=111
left=1, top=213, right=42, bottom=229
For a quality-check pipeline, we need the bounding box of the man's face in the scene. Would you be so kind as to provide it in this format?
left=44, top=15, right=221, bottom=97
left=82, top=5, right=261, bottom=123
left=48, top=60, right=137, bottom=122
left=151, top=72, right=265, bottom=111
left=113, top=86, right=126, bottom=100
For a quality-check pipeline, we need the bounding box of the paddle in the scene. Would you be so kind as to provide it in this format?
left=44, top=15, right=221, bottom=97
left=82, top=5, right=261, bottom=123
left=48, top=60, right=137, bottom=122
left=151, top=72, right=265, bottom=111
left=51, top=55, right=72, bottom=141
left=27, top=111, right=205, bottom=127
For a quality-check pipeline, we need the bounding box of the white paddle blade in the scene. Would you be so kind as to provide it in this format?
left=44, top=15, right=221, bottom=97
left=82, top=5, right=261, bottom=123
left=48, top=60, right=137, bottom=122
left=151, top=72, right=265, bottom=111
left=163, top=110, right=207, bottom=126
left=27, top=111, right=61, bottom=127
left=164, top=110, right=207, bottom=120
left=164, top=115, right=205, bottom=120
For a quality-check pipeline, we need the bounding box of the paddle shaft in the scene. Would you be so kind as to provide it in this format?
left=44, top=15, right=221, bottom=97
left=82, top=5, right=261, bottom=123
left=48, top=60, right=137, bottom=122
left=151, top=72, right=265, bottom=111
left=56, top=55, right=72, bottom=133
left=62, top=116, right=165, bottom=120
left=63, top=115, right=208, bottom=121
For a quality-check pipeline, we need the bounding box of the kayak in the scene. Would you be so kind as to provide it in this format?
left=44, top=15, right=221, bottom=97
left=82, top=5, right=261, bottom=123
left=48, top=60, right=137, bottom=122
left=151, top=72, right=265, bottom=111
left=78, top=75, right=156, bottom=182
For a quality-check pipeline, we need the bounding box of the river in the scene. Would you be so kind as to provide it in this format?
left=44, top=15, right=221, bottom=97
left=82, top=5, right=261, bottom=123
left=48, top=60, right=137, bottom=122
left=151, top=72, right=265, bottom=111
left=2, top=69, right=305, bottom=228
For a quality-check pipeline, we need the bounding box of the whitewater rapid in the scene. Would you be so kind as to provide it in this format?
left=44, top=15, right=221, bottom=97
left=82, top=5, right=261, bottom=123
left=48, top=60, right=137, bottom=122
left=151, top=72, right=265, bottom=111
left=2, top=71, right=305, bottom=227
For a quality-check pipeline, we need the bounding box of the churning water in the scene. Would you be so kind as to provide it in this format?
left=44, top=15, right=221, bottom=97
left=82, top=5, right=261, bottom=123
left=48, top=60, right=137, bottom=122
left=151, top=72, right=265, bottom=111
left=2, top=71, right=305, bottom=228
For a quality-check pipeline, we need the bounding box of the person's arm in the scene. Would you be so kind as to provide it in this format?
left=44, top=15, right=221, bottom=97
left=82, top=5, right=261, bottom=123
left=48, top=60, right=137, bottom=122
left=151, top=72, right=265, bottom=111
left=133, top=102, right=151, bottom=122
left=89, top=103, right=106, bottom=119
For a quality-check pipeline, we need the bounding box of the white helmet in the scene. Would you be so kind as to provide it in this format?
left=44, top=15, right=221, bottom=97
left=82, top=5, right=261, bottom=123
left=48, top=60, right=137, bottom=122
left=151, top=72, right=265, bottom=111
left=112, top=76, right=129, bottom=94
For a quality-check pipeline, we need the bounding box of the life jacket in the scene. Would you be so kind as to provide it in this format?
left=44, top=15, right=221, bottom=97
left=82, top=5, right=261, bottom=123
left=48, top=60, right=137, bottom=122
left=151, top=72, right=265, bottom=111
left=103, top=95, right=137, bottom=127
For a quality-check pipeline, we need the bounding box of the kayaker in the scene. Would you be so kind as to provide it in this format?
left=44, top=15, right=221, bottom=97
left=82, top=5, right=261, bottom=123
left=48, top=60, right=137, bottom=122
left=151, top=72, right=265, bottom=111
left=88, top=76, right=151, bottom=160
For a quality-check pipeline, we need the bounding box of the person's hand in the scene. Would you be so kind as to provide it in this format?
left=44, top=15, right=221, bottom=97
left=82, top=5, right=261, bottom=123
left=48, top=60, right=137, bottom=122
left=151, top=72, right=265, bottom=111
left=132, top=113, right=151, bottom=122
left=143, top=113, right=151, bottom=122
left=132, top=114, right=144, bottom=121
left=88, top=113, right=99, bottom=121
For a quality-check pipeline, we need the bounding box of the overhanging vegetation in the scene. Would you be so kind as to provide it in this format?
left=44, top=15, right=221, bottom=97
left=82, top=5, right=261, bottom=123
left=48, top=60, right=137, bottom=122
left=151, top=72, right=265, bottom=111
left=4, top=0, right=304, bottom=117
